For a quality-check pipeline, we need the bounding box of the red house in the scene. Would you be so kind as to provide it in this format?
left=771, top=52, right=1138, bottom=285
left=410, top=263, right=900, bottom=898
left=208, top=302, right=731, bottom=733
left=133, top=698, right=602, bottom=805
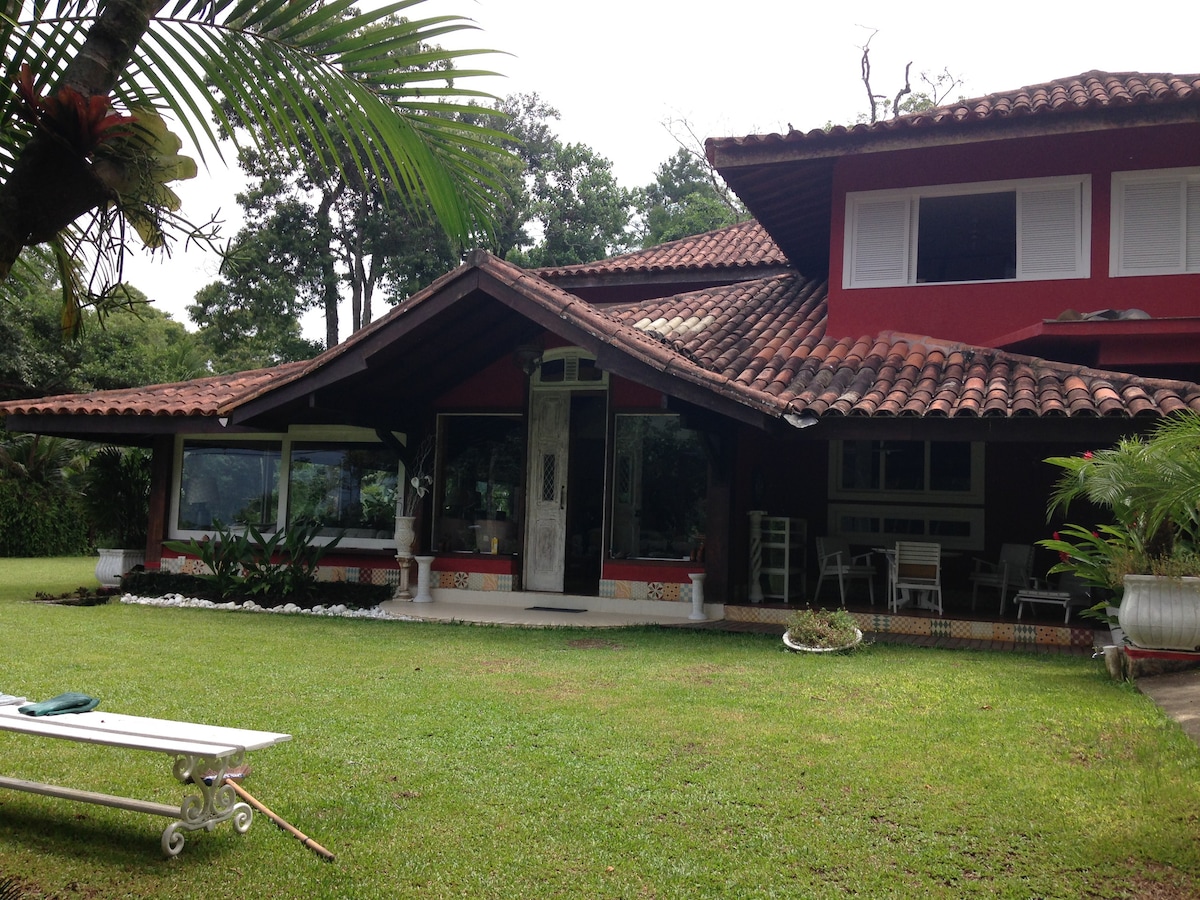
left=4, top=71, right=1200, bottom=643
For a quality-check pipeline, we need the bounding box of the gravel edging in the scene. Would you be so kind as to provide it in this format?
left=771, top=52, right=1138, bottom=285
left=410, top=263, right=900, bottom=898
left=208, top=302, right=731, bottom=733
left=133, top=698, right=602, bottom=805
left=120, top=592, right=417, bottom=621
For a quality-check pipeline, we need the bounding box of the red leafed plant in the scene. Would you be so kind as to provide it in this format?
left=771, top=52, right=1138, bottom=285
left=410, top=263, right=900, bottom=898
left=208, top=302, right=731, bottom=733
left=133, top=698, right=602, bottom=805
left=14, top=63, right=134, bottom=156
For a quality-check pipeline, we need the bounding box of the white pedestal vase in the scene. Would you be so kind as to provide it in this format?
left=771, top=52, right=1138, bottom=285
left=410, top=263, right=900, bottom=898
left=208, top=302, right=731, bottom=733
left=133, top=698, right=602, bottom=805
left=95, top=548, right=145, bottom=588
left=1119, top=575, right=1200, bottom=652
left=413, top=556, right=435, bottom=603
left=393, top=515, right=416, bottom=600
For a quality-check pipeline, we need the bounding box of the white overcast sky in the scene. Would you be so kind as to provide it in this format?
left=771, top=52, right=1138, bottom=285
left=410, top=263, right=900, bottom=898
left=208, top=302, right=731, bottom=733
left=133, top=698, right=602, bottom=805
left=123, top=0, right=1200, bottom=339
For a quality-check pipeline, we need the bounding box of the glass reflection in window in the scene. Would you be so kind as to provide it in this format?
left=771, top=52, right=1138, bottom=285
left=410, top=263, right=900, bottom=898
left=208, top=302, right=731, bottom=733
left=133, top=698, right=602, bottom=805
left=437, top=416, right=524, bottom=553
left=287, top=443, right=398, bottom=538
left=178, top=441, right=281, bottom=531
left=610, top=415, right=707, bottom=559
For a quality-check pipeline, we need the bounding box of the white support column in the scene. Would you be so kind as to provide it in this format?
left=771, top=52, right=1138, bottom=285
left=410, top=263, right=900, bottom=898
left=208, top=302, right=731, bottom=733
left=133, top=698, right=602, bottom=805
left=748, top=510, right=766, bottom=603
left=688, top=573, right=707, bottom=621
left=413, top=556, right=435, bottom=603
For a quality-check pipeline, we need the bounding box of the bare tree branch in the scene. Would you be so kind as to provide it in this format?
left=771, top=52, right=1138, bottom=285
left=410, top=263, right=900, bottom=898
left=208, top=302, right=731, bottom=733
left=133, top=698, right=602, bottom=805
left=891, top=62, right=913, bottom=119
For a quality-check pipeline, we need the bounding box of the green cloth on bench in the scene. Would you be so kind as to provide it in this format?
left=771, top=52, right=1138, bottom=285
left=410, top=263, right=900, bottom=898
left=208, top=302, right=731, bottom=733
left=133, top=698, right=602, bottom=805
left=18, top=692, right=100, bottom=717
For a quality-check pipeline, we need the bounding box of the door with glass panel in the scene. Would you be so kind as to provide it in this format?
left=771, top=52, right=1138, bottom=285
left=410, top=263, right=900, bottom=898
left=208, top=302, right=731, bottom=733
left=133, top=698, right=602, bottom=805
left=524, top=391, right=570, bottom=591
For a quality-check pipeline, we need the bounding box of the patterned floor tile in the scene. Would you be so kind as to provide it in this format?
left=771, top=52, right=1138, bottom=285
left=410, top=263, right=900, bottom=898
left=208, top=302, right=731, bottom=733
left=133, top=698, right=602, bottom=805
left=1012, top=623, right=1038, bottom=643
left=970, top=621, right=996, bottom=640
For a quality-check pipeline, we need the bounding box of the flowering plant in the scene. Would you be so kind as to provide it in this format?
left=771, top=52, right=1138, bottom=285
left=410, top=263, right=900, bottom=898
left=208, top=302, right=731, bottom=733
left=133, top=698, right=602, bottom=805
left=1039, top=413, right=1200, bottom=593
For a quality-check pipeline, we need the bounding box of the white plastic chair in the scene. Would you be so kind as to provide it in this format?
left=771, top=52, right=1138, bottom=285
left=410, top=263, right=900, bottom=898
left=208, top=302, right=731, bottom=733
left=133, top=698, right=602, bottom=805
left=888, top=541, right=943, bottom=615
left=814, top=537, right=875, bottom=607
left=970, top=543, right=1034, bottom=615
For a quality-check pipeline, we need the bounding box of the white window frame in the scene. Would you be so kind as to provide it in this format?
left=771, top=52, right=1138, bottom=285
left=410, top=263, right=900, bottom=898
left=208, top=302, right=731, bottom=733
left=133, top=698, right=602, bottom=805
left=844, top=175, right=1091, bottom=288
left=169, top=425, right=406, bottom=549
left=1110, top=167, right=1200, bottom=277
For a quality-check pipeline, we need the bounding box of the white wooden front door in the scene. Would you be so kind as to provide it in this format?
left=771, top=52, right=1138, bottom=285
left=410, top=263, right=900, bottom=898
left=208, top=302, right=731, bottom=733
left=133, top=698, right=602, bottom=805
left=523, top=391, right=570, bottom=591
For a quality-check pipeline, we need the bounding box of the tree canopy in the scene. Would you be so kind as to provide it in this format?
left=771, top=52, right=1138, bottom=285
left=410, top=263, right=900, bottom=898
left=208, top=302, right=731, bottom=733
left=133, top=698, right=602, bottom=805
left=634, top=148, right=746, bottom=247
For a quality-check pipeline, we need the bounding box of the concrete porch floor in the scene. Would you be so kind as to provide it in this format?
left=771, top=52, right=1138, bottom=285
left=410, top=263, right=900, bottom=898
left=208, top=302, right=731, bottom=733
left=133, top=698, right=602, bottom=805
left=378, top=597, right=703, bottom=629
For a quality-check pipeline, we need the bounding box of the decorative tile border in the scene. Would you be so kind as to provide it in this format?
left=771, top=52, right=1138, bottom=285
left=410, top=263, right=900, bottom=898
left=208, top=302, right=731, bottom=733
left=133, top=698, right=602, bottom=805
left=597, top=579, right=690, bottom=604
left=725, top=604, right=1096, bottom=647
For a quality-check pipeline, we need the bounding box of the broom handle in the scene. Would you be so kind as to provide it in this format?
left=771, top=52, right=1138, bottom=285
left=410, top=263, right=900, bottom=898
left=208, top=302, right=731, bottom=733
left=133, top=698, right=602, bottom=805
left=225, top=778, right=336, bottom=862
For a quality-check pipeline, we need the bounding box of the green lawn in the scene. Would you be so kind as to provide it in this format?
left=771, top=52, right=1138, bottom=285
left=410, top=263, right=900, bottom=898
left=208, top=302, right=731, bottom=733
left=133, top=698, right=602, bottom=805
left=0, top=559, right=1198, bottom=898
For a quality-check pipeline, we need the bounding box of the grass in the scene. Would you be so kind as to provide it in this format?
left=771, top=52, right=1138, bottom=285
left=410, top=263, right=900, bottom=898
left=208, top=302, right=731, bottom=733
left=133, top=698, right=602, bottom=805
left=1, top=559, right=1199, bottom=898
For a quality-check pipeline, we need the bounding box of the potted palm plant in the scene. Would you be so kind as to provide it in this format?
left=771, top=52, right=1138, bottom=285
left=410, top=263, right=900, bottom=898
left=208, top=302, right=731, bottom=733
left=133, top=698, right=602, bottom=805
left=1041, top=413, right=1200, bottom=651
left=82, top=446, right=151, bottom=587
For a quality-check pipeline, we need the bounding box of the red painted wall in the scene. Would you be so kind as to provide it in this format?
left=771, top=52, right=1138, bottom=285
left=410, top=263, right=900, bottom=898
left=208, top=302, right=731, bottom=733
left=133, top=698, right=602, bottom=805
left=827, top=123, right=1200, bottom=346
left=433, top=555, right=518, bottom=575
left=603, top=560, right=703, bottom=582
left=435, top=354, right=527, bottom=409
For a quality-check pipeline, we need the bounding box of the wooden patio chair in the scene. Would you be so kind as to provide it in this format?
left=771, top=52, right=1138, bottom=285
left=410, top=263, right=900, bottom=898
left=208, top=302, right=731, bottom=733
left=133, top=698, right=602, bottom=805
left=814, top=536, right=875, bottom=607
left=888, top=541, right=944, bottom=615
left=970, top=543, right=1035, bottom=615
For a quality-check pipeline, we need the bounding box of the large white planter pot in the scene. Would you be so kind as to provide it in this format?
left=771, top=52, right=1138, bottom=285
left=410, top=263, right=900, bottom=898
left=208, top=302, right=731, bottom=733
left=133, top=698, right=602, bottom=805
left=1119, top=575, right=1200, bottom=652
left=95, top=548, right=145, bottom=588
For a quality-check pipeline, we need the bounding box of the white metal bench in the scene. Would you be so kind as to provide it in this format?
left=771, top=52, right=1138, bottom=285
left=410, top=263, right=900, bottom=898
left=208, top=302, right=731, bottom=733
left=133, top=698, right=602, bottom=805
left=1013, top=588, right=1090, bottom=623
left=0, top=705, right=290, bottom=856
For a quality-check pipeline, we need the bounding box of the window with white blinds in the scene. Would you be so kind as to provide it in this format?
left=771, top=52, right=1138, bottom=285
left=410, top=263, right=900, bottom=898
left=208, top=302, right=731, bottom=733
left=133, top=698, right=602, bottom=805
left=844, top=176, right=1090, bottom=288
left=1111, top=169, right=1200, bottom=276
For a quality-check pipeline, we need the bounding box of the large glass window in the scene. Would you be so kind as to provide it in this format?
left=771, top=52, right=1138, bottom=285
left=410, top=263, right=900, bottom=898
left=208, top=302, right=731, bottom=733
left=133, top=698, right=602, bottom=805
left=610, top=415, right=707, bottom=560
left=287, top=443, right=399, bottom=538
left=177, top=441, right=282, bottom=531
left=436, top=416, right=524, bottom=553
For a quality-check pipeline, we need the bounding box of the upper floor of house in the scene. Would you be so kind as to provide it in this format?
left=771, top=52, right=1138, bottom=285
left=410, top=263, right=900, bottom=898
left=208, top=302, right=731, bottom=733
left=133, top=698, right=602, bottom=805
left=709, top=71, right=1200, bottom=378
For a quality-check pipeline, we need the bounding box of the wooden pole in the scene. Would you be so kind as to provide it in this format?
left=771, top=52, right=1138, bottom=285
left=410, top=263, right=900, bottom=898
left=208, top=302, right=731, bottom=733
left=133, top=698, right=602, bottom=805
left=224, top=778, right=336, bottom=862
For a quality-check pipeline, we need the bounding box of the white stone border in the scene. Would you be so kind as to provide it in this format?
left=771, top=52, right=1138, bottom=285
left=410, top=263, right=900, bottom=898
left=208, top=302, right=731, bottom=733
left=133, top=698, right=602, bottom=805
left=120, top=593, right=417, bottom=621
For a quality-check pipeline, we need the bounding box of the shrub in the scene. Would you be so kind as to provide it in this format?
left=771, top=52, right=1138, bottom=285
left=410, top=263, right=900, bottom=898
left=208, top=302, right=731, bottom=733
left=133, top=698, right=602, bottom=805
left=0, top=480, right=89, bottom=557
left=120, top=569, right=389, bottom=609
left=785, top=607, right=860, bottom=649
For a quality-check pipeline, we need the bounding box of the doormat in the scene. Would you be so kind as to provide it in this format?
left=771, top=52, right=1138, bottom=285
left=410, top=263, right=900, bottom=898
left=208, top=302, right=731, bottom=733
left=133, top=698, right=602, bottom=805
left=526, top=606, right=587, bottom=613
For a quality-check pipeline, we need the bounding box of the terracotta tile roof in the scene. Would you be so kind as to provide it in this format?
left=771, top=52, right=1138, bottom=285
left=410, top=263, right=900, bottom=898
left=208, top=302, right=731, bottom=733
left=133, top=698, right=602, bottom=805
left=0, top=362, right=307, bottom=418
left=605, top=274, right=1200, bottom=418
left=709, top=71, right=1200, bottom=154
left=4, top=258, right=1198, bottom=426
left=534, top=219, right=787, bottom=279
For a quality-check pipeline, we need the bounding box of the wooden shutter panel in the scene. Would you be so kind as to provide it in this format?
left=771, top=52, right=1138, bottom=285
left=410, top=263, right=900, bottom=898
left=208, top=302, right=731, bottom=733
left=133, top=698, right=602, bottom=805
left=849, top=197, right=910, bottom=286
left=1120, top=179, right=1183, bottom=272
left=1018, top=185, right=1081, bottom=278
left=1187, top=181, right=1200, bottom=271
